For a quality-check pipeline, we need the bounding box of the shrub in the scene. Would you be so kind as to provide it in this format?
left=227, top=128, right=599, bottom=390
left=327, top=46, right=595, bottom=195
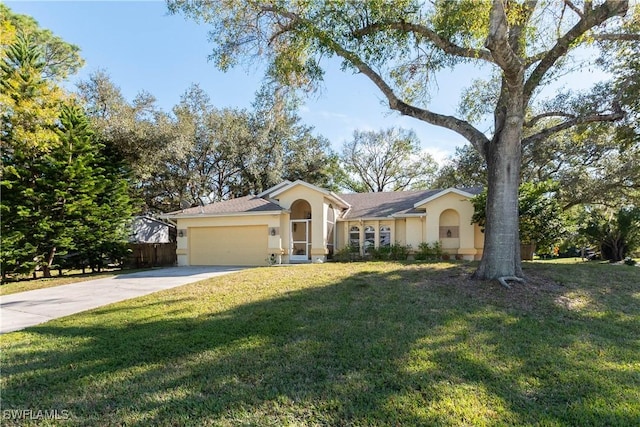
left=333, top=245, right=361, bottom=262
left=368, top=246, right=389, bottom=261
left=388, top=243, right=411, bottom=261
left=624, top=257, right=637, bottom=266
left=414, top=241, right=443, bottom=261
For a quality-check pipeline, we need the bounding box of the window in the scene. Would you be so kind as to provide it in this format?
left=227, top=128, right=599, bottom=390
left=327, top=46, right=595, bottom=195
left=380, top=226, right=391, bottom=247
left=349, top=226, right=360, bottom=249
left=364, top=226, right=375, bottom=253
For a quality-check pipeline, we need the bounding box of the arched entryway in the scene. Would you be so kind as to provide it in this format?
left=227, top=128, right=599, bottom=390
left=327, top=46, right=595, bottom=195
left=290, top=199, right=312, bottom=261
left=439, top=209, right=460, bottom=253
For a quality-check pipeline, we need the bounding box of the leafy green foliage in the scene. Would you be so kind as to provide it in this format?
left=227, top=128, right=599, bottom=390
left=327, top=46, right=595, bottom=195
left=0, top=4, right=83, bottom=80
left=414, top=241, right=443, bottom=261
left=77, top=76, right=338, bottom=212
left=367, top=243, right=412, bottom=261
left=167, top=0, right=637, bottom=280
left=472, top=180, right=566, bottom=252
left=433, top=144, right=487, bottom=189
left=0, top=12, right=132, bottom=279
left=580, top=206, right=640, bottom=262
left=1, top=103, right=134, bottom=278
left=332, top=245, right=362, bottom=262
left=0, top=32, right=65, bottom=153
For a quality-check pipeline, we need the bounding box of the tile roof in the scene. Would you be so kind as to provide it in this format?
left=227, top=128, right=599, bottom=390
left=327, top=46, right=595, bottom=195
left=168, top=195, right=284, bottom=216
left=338, top=187, right=483, bottom=218
left=166, top=186, right=483, bottom=218
left=338, top=189, right=438, bottom=218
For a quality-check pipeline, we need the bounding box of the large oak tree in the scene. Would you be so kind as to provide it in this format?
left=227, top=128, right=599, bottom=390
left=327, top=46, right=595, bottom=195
left=168, top=0, right=638, bottom=282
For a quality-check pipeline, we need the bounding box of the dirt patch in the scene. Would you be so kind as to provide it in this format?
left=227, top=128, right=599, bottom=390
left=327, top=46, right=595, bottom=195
left=422, top=264, right=568, bottom=313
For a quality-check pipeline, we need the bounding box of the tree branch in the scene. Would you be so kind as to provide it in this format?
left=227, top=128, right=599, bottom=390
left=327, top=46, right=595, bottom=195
left=522, top=105, right=624, bottom=146
left=564, top=0, right=584, bottom=18
left=261, top=4, right=491, bottom=156
left=352, top=22, right=493, bottom=62
left=523, top=0, right=629, bottom=104
left=593, top=33, right=640, bottom=41
left=524, top=111, right=576, bottom=128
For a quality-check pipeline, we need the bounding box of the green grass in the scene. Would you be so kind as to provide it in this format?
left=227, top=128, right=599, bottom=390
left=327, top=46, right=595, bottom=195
left=1, top=261, right=638, bottom=426
left=0, top=268, right=151, bottom=296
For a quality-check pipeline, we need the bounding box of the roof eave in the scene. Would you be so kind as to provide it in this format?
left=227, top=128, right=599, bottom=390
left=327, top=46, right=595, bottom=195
left=413, top=188, right=475, bottom=208
left=391, top=213, right=427, bottom=218
left=337, top=216, right=397, bottom=221
left=161, top=210, right=286, bottom=220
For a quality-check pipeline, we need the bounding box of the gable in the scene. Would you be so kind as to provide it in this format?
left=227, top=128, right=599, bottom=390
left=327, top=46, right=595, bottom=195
left=269, top=180, right=349, bottom=210
left=413, top=188, right=480, bottom=210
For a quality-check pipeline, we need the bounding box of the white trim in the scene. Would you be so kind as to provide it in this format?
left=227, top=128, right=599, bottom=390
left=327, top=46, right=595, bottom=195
left=290, top=219, right=310, bottom=261
left=337, top=216, right=399, bottom=221
left=413, top=188, right=475, bottom=208
left=269, top=180, right=351, bottom=209
left=161, top=210, right=285, bottom=220
left=256, top=180, right=292, bottom=198
left=391, top=213, right=427, bottom=218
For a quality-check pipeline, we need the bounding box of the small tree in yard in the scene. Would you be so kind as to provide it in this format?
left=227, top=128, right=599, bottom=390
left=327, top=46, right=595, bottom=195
left=580, top=206, right=640, bottom=262
left=168, top=0, right=639, bottom=283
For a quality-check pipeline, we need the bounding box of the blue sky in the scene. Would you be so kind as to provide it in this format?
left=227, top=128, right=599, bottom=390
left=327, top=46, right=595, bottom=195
left=6, top=1, right=607, bottom=163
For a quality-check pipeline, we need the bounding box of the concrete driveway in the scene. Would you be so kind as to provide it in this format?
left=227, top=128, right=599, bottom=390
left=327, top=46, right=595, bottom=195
left=0, top=266, right=247, bottom=334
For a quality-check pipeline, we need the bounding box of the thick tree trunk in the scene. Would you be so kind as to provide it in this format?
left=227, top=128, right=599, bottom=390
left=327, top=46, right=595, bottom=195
left=474, top=116, right=523, bottom=281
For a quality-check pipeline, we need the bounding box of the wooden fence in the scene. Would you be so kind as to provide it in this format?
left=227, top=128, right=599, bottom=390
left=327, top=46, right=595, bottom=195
left=128, top=243, right=177, bottom=268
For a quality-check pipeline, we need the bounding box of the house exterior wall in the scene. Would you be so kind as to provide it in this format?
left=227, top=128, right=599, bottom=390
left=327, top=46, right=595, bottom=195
left=418, top=192, right=482, bottom=260
left=175, top=214, right=283, bottom=266
left=333, top=192, right=483, bottom=260
left=131, top=217, right=172, bottom=243
left=170, top=184, right=484, bottom=265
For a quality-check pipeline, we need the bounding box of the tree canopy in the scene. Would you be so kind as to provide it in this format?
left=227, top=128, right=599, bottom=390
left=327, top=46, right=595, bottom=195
left=339, top=127, right=438, bottom=192
left=0, top=4, right=83, bottom=80
left=77, top=74, right=339, bottom=213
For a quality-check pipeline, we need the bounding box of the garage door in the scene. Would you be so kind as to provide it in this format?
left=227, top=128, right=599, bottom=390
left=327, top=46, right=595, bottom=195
left=189, top=226, right=267, bottom=266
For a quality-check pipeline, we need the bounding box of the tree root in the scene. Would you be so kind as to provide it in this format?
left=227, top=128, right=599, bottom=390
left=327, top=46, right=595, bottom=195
left=497, top=276, right=525, bottom=289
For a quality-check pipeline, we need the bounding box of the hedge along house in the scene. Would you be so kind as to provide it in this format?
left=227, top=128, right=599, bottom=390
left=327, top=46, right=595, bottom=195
left=163, top=180, right=484, bottom=266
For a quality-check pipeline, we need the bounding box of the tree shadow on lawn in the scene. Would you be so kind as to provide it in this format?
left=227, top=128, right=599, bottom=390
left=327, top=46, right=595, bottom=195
left=2, top=264, right=639, bottom=426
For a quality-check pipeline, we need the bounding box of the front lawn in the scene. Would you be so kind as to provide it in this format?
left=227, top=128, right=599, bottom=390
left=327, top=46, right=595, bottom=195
left=1, top=262, right=638, bottom=426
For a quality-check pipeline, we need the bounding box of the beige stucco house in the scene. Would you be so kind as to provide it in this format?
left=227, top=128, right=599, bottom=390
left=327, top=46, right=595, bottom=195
left=163, top=180, right=484, bottom=266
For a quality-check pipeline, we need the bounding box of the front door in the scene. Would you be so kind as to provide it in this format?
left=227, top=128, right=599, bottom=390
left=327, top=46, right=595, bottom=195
left=290, top=220, right=310, bottom=262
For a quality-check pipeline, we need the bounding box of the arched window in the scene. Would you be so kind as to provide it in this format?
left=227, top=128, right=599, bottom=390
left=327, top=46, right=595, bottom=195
left=364, top=226, right=375, bottom=253
left=380, top=226, right=391, bottom=247
left=349, top=226, right=360, bottom=249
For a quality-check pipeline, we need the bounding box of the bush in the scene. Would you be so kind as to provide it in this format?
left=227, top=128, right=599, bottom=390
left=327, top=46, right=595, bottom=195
left=624, top=257, right=637, bottom=266
left=388, top=243, right=411, bottom=261
left=335, top=244, right=411, bottom=262
left=414, top=241, right=443, bottom=261
left=333, top=245, right=361, bottom=262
